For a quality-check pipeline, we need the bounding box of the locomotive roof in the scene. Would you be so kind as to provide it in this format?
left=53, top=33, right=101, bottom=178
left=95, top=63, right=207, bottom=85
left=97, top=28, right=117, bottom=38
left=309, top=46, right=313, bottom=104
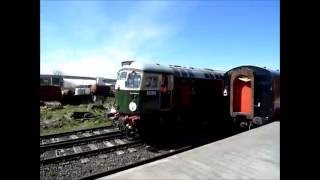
left=225, top=65, right=280, bottom=78
left=122, top=61, right=172, bottom=73
left=119, top=61, right=225, bottom=80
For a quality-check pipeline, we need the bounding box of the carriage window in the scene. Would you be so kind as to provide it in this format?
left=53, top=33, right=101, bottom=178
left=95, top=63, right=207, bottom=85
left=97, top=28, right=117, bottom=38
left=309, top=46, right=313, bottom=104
left=126, top=71, right=141, bottom=88
left=144, top=76, right=158, bottom=88
left=40, top=78, right=50, bottom=85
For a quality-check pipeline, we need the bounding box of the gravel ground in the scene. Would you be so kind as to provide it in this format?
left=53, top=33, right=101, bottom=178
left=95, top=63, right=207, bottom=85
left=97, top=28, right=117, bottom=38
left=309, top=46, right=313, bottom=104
left=40, top=144, right=161, bottom=180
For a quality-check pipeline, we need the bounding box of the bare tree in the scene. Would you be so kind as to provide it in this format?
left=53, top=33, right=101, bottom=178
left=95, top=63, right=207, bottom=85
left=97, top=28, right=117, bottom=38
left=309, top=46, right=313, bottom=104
left=53, top=70, right=63, bottom=76
left=52, top=70, right=64, bottom=87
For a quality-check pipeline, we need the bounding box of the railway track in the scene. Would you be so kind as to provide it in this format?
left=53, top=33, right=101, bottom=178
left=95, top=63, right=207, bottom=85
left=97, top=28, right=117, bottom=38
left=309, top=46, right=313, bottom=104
left=40, top=139, right=142, bottom=164
left=77, top=145, right=193, bottom=180
left=40, top=126, right=120, bottom=151
left=40, top=130, right=213, bottom=179
left=40, top=125, right=117, bottom=143
left=40, top=140, right=194, bottom=180
left=41, top=124, right=238, bottom=180
left=40, top=125, right=141, bottom=165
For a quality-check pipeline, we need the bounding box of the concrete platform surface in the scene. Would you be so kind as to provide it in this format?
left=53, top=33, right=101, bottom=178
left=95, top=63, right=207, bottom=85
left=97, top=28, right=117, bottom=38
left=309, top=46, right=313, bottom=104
left=98, top=122, right=280, bottom=180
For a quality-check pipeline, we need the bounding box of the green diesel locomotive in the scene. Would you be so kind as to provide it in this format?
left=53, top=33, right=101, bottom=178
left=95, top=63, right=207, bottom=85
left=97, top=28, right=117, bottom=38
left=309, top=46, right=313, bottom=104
left=112, top=61, right=225, bottom=138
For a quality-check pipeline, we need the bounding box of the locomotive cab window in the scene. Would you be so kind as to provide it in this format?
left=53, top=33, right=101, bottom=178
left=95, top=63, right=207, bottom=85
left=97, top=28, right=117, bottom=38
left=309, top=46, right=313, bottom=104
left=126, top=71, right=142, bottom=89
left=118, top=71, right=127, bottom=80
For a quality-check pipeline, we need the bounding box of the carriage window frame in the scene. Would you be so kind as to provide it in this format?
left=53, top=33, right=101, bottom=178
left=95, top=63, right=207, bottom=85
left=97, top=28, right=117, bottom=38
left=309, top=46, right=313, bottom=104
left=40, top=78, right=49, bottom=85
left=52, top=77, right=61, bottom=86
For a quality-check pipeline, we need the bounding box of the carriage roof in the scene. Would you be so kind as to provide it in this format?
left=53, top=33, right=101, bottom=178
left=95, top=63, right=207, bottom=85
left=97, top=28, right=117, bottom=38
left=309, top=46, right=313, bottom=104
left=225, top=65, right=280, bottom=78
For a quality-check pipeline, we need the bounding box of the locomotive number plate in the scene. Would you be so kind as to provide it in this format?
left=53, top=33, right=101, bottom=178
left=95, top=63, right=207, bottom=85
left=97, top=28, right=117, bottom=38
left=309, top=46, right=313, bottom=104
left=147, top=91, right=156, bottom=96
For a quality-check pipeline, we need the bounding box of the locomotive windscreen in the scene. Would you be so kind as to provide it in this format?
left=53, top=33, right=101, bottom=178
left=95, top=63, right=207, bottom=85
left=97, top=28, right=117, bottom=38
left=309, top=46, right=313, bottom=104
left=126, top=71, right=142, bottom=89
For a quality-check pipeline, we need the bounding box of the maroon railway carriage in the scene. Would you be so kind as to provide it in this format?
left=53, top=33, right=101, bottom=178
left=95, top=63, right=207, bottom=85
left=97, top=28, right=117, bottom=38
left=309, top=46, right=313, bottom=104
left=223, top=65, right=280, bottom=129
left=40, top=85, right=62, bottom=102
left=90, top=84, right=110, bottom=97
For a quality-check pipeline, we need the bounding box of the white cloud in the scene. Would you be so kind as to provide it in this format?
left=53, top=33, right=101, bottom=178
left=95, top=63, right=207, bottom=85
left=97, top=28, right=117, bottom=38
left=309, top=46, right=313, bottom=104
left=41, top=1, right=187, bottom=78
left=41, top=48, right=131, bottom=78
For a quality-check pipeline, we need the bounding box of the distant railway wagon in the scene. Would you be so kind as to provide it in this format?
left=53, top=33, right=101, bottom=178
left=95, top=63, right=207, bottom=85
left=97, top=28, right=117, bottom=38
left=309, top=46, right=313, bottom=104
left=90, top=84, right=111, bottom=97
left=112, top=61, right=226, bottom=138
left=40, top=85, right=62, bottom=102
left=223, top=65, right=280, bottom=129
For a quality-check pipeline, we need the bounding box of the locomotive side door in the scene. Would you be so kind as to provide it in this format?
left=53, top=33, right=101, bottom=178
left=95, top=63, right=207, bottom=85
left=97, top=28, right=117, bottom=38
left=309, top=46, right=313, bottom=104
left=160, top=74, right=173, bottom=109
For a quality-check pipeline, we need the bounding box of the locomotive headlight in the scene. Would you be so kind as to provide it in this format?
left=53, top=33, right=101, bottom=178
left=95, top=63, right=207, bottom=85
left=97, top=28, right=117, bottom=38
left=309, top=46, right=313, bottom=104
left=129, top=102, right=137, bottom=112
left=223, top=89, right=228, bottom=96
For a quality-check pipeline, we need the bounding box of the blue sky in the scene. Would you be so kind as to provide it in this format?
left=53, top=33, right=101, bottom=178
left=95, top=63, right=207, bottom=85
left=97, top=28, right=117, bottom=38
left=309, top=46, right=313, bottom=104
left=41, top=0, right=279, bottom=78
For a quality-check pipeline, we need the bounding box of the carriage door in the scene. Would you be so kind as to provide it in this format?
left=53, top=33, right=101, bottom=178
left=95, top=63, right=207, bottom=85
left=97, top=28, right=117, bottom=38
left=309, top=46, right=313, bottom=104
left=160, top=74, right=170, bottom=109
left=233, top=76, right=252, bottom=113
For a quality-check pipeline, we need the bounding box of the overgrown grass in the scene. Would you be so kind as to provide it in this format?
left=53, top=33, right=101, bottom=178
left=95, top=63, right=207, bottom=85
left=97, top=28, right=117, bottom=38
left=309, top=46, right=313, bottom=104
left=40, top=118, right=112, bottom=135
left=104, top=97, right=116, bottom=106
left=40, top=97, right=115, bottom=136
